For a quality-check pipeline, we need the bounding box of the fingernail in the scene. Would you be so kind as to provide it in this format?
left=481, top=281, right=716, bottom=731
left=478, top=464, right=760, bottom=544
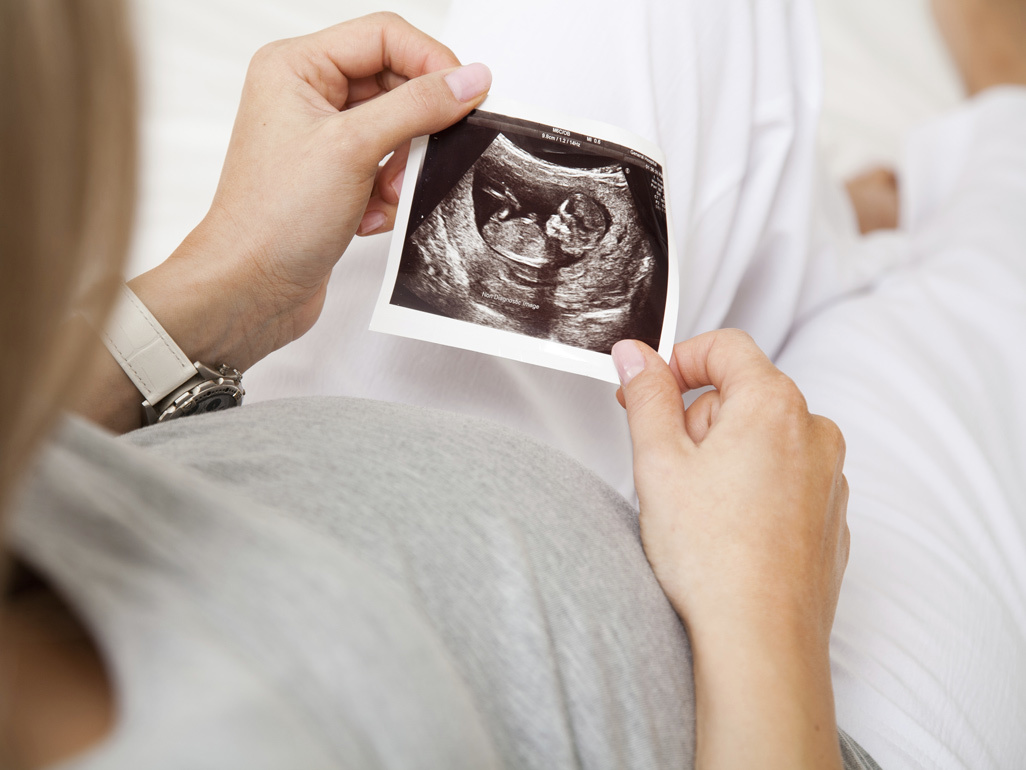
left=445, top=62, right=492, bottom=103
left=391, top=169, right=405, bottom=201
left=358, top=210, right=386, bottom=235
left=612, top=340, right=646, bottom=386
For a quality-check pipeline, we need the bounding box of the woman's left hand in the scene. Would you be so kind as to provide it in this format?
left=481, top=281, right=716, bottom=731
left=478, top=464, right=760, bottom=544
left=612, top=331, right=849, bottom=770
left=132, top=13, right=490, bottom=371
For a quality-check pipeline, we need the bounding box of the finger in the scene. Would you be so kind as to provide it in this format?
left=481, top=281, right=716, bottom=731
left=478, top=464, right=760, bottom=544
left=277, top=13, right=463, bottom=112
left=305, top=12, right=461, bottom=81
left=671, top=329, right=780, bottom=399
left=356, top=143, right=413, bottom=236
left=683, top=389, right=722, bottom=443
left=612, top=340, right=693, bottom=464
left=347, top=68, right=427, bottom=108
left=341, top=62, right=491, bottom=163
left=356, top=199, right=397, bottom=236
left=378, top=142, right=412, bottom=206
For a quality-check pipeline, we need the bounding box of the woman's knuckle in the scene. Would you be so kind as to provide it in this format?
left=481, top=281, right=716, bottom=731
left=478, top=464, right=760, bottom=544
left=764, top=373, right=806, bottom=417
left=714, top=328, right=757, bottom=360
left=721, top=328, right=755, bottom=347
left=815, top=416, right=847, bottom=456
left=249, top=39, right=290, bottom=74
left=366, top=9, right=405, bottom=25
left=253, top=39, right=287, bottom=62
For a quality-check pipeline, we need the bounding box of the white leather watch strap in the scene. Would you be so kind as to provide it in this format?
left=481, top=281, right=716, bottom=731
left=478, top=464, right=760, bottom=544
left=99, top=285, right=198, bottom=404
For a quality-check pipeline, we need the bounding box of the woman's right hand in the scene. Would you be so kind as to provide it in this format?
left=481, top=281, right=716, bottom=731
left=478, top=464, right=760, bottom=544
left=612, top=330, right=849, bottom=770
left=84, top=14, right=491, bottom=435
left=139, top=13, right=491, bottom=372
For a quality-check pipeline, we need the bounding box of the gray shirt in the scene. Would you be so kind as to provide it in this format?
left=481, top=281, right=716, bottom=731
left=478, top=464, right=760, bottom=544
left=12, top=398, right=878, bottom=769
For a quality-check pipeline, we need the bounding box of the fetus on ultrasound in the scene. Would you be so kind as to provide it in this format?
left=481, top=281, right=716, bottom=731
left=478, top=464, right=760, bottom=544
left=480, top=184, right=610, bottom=270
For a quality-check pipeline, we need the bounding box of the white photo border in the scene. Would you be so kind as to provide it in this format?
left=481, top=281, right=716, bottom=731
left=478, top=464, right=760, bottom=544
left=370, top=96, right=679, bottom=384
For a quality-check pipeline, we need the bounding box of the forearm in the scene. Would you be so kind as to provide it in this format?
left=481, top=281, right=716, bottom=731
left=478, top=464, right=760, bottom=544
left=689, top=614, right=843, bottom=770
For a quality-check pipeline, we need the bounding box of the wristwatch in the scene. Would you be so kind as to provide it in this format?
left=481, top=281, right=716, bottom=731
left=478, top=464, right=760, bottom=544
left=141, top=361, right=245, bottom=424
left=97, top=285, right=245, bottom=425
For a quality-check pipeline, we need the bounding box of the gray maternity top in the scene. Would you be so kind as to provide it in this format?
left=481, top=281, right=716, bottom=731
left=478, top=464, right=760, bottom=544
left=11, top=397, right=879, bottom=769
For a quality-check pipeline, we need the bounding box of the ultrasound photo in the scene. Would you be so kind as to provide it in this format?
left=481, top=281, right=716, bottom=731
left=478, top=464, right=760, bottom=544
left=372, top=100, right=678, bottom=382
left=390, top=111, right=670, bottom=354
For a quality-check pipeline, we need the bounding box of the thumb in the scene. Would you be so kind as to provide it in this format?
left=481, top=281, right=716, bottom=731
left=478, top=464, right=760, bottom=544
left=345, top=63, right=492, bottom=161
left=613, top=340, right=692, bottom=463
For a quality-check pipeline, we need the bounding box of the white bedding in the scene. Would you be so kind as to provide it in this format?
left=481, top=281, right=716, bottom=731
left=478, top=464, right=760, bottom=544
left=128, top=2, right=1025, bottom=768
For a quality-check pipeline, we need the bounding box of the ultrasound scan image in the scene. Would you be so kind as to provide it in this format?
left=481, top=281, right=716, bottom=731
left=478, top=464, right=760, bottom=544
left=392, top=125, right=669, bottom=354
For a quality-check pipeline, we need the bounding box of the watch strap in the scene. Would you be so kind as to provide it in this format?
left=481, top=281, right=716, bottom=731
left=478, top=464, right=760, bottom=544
left=98, top=285, right=198, bottom=404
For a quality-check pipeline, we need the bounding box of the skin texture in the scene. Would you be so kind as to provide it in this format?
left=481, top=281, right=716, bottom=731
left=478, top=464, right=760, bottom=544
left=613, top=332, right=849, bottom=770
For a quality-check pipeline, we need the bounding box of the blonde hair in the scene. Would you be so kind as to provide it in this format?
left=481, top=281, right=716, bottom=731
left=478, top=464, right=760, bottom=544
left=0, top=0, right=137, bottom=512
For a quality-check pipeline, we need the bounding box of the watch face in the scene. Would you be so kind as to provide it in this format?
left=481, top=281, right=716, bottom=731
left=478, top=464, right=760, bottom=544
left=169, top=384, right=242, bottom=420
left=193, top=391, right=238, bottom=414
